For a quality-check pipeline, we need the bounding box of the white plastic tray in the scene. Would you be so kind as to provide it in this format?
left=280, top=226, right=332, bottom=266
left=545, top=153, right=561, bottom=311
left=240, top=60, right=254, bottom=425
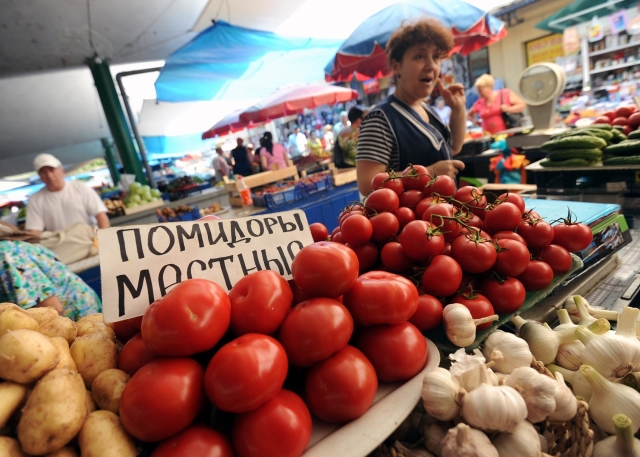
left=302, top=338, right=440, bottom=457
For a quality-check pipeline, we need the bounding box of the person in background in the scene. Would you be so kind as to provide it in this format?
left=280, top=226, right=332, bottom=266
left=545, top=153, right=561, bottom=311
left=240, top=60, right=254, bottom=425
left=231, top=138, right=253, bottom=177
left=356, top=18, right=466, bottom=195
left=260, top=132, right=289, bottom=171
left=307, top=131, right=324, bottom=157
left=212, top=147, right=230, bottom=182
left=251, top=138, right=264, bottom=172
left=26, top=154, right=110, bottom=235
left=338, top=107, right=364, bottom=167
left=333, top=111, right=350, bottom=140
left=468, top=74, right=526, bottom=134
left=0, top=239, right=101, bottom=321
left=434, top=97, right=452, bottom=125
left=323, top=124, right=334, bottom=152
left=287, top=126, right=307, bottom=157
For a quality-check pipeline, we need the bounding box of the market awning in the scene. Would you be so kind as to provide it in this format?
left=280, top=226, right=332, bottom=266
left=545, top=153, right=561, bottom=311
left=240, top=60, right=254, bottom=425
left=154, top=21, right=343, bottom=103
left=536, top=0, right=635, bottom=32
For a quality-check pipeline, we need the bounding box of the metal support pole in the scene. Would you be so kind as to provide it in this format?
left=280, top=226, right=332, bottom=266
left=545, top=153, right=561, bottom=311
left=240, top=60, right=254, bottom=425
left=116, top=67, right=162, bottom=189
left=87, top=57, right=148, bottom=184
left=100, top=138, right=121, bottom=186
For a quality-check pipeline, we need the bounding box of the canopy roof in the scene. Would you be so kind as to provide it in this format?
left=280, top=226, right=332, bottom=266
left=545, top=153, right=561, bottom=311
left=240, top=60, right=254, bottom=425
left=536, top=0, right=635, bottom=32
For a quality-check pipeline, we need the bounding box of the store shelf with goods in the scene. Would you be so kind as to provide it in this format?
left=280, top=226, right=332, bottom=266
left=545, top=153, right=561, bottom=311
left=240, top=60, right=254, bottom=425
left=589, top=41, right=640, bottom=58
left=591, top=60, right=640, bottom=75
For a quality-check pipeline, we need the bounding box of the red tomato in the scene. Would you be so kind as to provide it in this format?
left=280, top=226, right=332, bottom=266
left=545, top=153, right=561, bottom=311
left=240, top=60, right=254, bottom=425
left=372, top=172, right=405, bottom=196
left=461, top=212, right=483, bottom=229
left=479, top=278, right=526, bottom=314
left=493, top=230, right=527, bottom=246
left=289, top=279, right=315, bottom=305
left=517, top=218, right=554, bottom=249
left=228, top=270, right=292, bottom=336
left=451, top=292, right=496, bottom=331
left=629, top=112, right=640, bottom=128
left=624, top=125, right=634, bottom=135
left=399, top=190, right=425, bottom=211
left=341, top=214, right=373, bottom=247
left=357, top=322, right=427, bottom=382
left=278, top=298, right=353, bottom=366
left=453, top=186, right=487, bottom=217
left=493, top=239, right=530, bottom=277
left=141, top=279, right=230, bottom=357
left=291, top=242, right=359, bottom=298
left=409, top=294, right=444, bottom=331
left=394, top=206, right=416, bottom=230
left=594, top=116, right=612, bottom=125
left=441, top=242, right=452, bottom=256
left=113, top=316, right=143, bottom=344
left=120, top=358, right=205, bottom=442
left=613, top=117, right=629, bottom=126
left=309, top=223, right=329, bottom=242
left=370, top=212, right=400, bottom=242
left=347, top=241, right=379, bottom=273
left=399, top=220, right=445, bottom=261
left=151, top=425, right=234, bottom=457
left=516, top=260, right=554, bottom=291
left=330, top=226, right=341, bottom=239
left=232, top=390, right=312, bottom=457
left=552, top=222, right=593, bottom=252
left=415, top=197, right=436, bottom=220
left=425, top=174, right=456, bottom=197
left=371, top=172, right=389, bottom=190
left=498, top=193, right=526, bottom=214
left=204, top=334, right=288, bottom=413
left=421, top=255, right=462, bottom=297
left=401, top=164, right=431, bottom=190
left=384, top=177, right=405, bottom=196
left=615, top=106, right=633, bottom=118
left=534, top=244, right=573, bottom=275
left=118, top=332, right=159, bottom=376
left=380, top=241, right=415, bottom=273
left=365, top=188, right=400, bottom=215
left=332, top=232, right=345, bottom=244
left=484, top=202, right=522, bottom=233
left=604, top=111, right=616, bottom=121
left=305, top=346, right=378, bottom=423
left=450, top=235, right=497, bottom=274
left=339, top=208, right=364, bottom=225
left=423, top=203, right=461, bottom=242
left=343, top=271, right=419, bottom=326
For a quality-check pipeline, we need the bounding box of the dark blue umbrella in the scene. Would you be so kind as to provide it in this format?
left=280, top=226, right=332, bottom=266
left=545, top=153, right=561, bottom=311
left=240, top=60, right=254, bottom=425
left=324, top=0, right=507, bottom=82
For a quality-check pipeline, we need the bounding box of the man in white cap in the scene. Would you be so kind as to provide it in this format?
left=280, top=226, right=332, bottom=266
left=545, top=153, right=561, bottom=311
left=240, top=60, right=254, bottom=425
left=333, top=111, right=350, bottom=140
left=26, top=153, right=110, bottom=235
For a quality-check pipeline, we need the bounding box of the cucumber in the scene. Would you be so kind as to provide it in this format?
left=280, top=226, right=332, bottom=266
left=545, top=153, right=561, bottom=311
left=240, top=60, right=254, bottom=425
left=541, top=135, right=607, bottom=151
left=587, top=124, right=613, bottom=130
left=579, top=129, right=614, bottom=141
left=540, top=158, right=592, bottom=168
left=611, top=129, right=628, bottom=144
left=614, top=125, right=626, bottom=132
left=547, top=149, right=603, bottom=161
left=603, top=140, right=640, bottom=156
left=628, top=130, right=640, bottom=140
left=602, top=155, right=640, bottom=165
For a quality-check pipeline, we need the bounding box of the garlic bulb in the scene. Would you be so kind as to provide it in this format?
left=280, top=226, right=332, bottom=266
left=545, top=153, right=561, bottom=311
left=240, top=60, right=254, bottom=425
left=461, top=384, right=527, bottom=432
left=511, top=315, right=577, bottom=364
left=449, top=348, right=489, bottom=392
left=576, top=326, right=640, bottom=380
left=486, top=368, right=499, bottom=386
left=423, top=421, right=448, bottom=456
left=593, top=414, right=640, bottom=457
left=547, top=364, right=593, bottom=401
left=422, top=368, right=464, bottom=421
left=539, top=434, right=549, bottom=453
left=555, top=308, right=577, bottom=330
left=482, top=331, right=533, bottom=374
left=441, top=423, right=498, bottom=457
left=493, top=419, right=541, bottom=457
left=505, top=366, right=557, bottom=423
left=616, top=306, right=640, bottom=341
left=555, top=340, right=585, bottom=371
left=564, top=295, right=617, bottom=323
left=443, top=304, right=498, bottom=347
left=580, top=365, right=640, bottom=434
left=548, top=371, right=578, bottom=421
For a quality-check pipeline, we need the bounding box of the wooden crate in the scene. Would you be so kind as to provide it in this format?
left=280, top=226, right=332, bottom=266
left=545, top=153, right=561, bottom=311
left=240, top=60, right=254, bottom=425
left=330, top=167, right=357, bottom=187
left=224, top=165, right=300, bottom=208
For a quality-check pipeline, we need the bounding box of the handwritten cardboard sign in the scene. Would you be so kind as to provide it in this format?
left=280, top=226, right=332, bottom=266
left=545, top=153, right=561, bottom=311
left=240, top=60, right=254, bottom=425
left=97, top=210, right=314, bottom=322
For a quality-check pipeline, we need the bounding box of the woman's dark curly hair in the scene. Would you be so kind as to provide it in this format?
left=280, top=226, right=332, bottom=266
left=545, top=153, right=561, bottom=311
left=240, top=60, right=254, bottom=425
left=386, top=18, right=455, bottom=68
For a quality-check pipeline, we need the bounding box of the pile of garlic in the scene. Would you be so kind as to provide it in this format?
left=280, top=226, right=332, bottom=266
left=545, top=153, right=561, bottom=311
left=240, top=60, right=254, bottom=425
left=420, top=334, right=576, bottom=457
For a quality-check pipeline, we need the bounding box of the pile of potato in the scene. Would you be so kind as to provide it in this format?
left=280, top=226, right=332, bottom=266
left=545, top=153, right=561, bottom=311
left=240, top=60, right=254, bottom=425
left=0, top=303, right=137, bottom=457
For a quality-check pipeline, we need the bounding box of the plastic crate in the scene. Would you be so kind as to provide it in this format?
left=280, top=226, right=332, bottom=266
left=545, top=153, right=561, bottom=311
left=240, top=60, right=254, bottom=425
left=296, top=173, right=333, bottom=197
left=253, top=187, right=298, bottom=209
left=156, top=205, right=200, bottom=223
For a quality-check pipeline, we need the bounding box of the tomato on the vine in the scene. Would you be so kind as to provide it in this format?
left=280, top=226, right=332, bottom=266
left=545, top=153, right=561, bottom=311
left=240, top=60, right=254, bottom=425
left=479, top=277, right=526, bottom=314
left=399, top=220, right=445, bottom=261
left=423, top=203, right=461, bottom=242
left=309, top=223, right=329, bottom=242
left=533, top=244, right=572, bottom=275
left=151, top=425, right=234, bottom=457
left=409, top=294, right=444, bottom=331
left=451, top=292, right=496, bottom=330
left=380, top=241, right=415, bottom=272
left=453, top=186, right=487, bottom=219
left=118, top=333, right=159, bottom=376
left=553, top=221, right=593, bottom=252
left=450, top=235, right=497, bottom=274
left=425, top=174, right=456, bottom=197
left=493, top=230, right=527, bottom=246
left=493, top=239, right=530, bottom=277
left=305, top=346, right=378, bottom=423
left=401, top=164, right=431, bottom=190
left=372, top=171, right=405, bottom=196
left=399, top=190, right=425, bottom=211
left=341, top=214, right=373, bottom=247
left=517, top=217, right=554, bottom=249
left=365, top=188, right=399, bottom=215
left=421, top=255, right=462, bottom=297
left=371, top=172, right=389, bottom=190
left=394, top=207, right=416, bottom=230
left=498, top=192, right=526, bottom=214
left=484, top=202, right=522, bottom=233
left=357, top=322, right=427, bottom=382
left=370, top=212, right=399, bottom=242
left=516, top=260, right=554, bottom=291
left=346, top=241, right=379, bottom=272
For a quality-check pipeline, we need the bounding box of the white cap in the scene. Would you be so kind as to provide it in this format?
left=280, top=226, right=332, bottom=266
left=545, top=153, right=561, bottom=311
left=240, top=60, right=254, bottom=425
left=34, top=153, right=62, bottom=172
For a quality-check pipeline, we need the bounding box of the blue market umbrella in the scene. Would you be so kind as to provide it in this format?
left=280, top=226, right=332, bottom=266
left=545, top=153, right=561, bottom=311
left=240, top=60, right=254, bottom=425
left=324, top=0, right=507, bottom=82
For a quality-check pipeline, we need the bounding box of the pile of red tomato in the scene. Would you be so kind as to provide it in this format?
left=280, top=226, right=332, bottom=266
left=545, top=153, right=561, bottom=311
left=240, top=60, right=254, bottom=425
left=593, top=105, right=640, bottom=135
left=111, top=238, right=428, bottom=457
left=326, top=165, right=593, bottom=337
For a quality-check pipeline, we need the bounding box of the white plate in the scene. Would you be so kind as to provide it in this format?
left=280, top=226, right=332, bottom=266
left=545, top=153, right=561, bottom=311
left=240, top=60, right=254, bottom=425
left=302, top=338, right=440, bottom=457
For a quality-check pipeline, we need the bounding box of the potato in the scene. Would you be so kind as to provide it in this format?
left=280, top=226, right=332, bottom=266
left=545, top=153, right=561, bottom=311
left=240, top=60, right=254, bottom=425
left=17, top=368, right=87, bottom=455
left=0, top=307, right=39, bottom=337
left=75, top=321, right=116, bottom=341
left=46, top=447, right=79, bottom=457
left=70, top=333, right=117, bottom=388
left=0, top=382, right=28, bottom=428
left=49, top=337, right=77, bottom=371
left=77, top=313, right=105, bottom=324
left=0, top=436, right=30, bottom=457
left=0, top=329, right=59, bottom=383
left=86, top=390, right=97, bottom=414
left=25, top=307, right=59, bottom=325
left=78, top=410, right=136, bottom=457
left=39, top=316, right=77, bottom=344
left=91, top=369, right=129, bottom=414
